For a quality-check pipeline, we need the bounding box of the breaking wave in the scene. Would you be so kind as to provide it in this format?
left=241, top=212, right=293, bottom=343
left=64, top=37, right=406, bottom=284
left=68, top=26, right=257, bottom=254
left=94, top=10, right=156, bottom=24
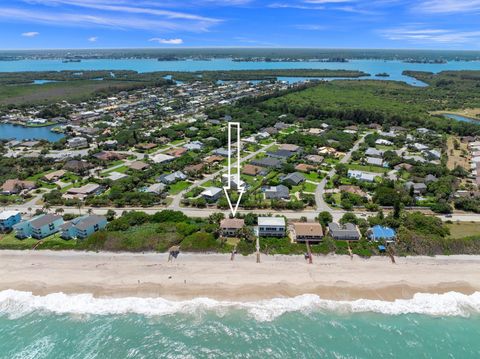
left=1, top=290, right=479, bottom=322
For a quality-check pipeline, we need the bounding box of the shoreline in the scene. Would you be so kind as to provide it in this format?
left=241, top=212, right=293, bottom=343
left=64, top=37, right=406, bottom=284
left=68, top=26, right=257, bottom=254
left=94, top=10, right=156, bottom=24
left=1, top=251, right=480, bottom=302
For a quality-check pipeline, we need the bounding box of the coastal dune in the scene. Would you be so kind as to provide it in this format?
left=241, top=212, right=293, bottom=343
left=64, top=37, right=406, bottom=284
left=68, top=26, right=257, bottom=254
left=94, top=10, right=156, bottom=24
left=1, top=251, right=479, bottom=302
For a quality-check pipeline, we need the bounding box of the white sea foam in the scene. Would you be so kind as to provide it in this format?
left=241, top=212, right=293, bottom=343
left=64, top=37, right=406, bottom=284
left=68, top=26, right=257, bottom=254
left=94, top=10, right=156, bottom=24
left=0, top=290, right=479, bottom=322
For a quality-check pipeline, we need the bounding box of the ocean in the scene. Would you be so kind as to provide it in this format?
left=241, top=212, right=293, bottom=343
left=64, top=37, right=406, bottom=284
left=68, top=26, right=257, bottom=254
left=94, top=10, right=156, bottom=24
left=1, top=290, right=479, bottom=358
left=1, top=58, right=480, bottom=85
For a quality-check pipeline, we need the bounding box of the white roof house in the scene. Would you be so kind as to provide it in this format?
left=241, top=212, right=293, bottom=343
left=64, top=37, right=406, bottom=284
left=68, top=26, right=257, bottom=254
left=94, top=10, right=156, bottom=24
left=0, top=210, right=20, bottom=220
left=151, top=153, right=175, bottom=164
left=258, top=217, right=286, bottom=227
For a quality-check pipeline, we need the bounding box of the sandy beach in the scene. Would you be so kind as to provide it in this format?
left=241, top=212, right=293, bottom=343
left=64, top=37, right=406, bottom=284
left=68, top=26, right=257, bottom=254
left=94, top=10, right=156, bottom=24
left=1, top=250, right=479, bottom=301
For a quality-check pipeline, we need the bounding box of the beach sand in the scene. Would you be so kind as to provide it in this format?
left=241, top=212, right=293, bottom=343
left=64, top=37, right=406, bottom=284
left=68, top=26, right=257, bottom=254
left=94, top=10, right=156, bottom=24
left=1, top=250, right=479, bottom=301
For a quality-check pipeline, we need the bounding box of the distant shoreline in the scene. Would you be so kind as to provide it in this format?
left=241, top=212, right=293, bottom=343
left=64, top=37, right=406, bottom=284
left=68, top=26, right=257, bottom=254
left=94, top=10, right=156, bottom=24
left=1, top=251, right=479, bottom=301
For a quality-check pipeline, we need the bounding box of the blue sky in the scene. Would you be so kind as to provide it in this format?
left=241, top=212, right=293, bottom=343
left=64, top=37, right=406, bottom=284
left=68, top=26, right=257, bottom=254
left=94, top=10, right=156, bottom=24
left=1, top=0, right=480, bottom=50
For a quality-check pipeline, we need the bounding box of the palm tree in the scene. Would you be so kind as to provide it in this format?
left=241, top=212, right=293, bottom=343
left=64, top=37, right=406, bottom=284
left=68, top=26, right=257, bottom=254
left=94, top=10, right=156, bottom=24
left=42, top=203, right=51, bottom=213
left=87, top=208, right=93, bottom=215
left=27, top=207, right=32, bottom=217
left=55, top=208, right=64, bottom=216
left=75, top=201, right=83, bottom=215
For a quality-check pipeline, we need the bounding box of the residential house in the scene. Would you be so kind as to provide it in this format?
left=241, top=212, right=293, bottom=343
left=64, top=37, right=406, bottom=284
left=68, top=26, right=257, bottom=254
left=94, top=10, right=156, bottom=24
left=242, top=164, right=266, bottom=176
left=14, top=214, right=64, bottom=239
left=257, top=217, right=286, bottom=237
left=65, top=183, right=103, bottom=200
left=135, top=143, right=157, bottom=151
left=282, top=172, right=305, bottom=186
left=213, top=148, right=230, bottom=157
left=339, top=185, right=367, bottom=198
left=405, top=181, right=428, bottom=195
left=106, top=171, right=128, bottom=182
left=63, top=160, right=93, bottom=173
left=93, top=151, right=126, bottom=161
left=129, top=161, right=150, bottom=171
left=222, top=175, right=246, bottom=190
left=295, top=163, right=316, bottom=173
left=347, top=170, right=379, bottom=182
left=67, top=137, right=88, bottom=149
left=151, top=153, right=175, bottom=164
left=204, top=155, right=224, bottom=165
left=1, top=179, right=35, bottom=195
left=184, top=163, right=205, bottom=175
left=293, top=222, right=324, bottom=243
left=375, top=139, right=393, bottom=146
left=61, top=215, right=107, bottom=240
left=145, top=183, right=166, bottom=194
left=184, top=141, right=204, bottom=151
left=158, top=171, right=187, bottom=185
left=0, top=211, right=21, bottom=232
left=367, top=225, right=396, bottom=243
left=365, top=157, right=384, bottom=167
left=201, top=187, right=223, bottom=202
left=365, top=148, right=384, bottom=158
left=305, top=155, right=324, bottom=164
left=327, top=222, right=361, bottom=241
left=264, top=185, right=290, bottom=200
left=166, top=148, right=187, bottom=158
left=251, top=157, right=282, bottom=169
left=279, top=144, right=301, bottom=153
left=43, top=170, right=66, bottom=182
left=220, top=218, right=245, bottom=237
left=267, top=149, right=293, bottom=160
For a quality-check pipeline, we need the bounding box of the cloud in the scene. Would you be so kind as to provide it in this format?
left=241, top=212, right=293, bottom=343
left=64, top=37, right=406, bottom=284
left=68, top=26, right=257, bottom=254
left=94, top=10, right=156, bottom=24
left=21, top=31, right=39, bottom=37
left=88, top=36, right=98, bottom=42
left=381, top=25, right=480, bottom=44
left=0, top=7, right=218, bottom=32
left=5, top=0, right=221, bottom=33
left=149, top=37, right=183, bottom=44
left=416, top=0, right=480, bottom=14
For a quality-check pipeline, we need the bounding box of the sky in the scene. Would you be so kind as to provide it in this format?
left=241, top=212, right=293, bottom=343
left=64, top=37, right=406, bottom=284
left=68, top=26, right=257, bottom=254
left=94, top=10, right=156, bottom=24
left=1, top=0, right=480, bottom=50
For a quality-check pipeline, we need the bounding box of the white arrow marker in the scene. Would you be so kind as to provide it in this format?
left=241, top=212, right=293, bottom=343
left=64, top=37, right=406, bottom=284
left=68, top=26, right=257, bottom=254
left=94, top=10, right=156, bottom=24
left=223, top=122, right=245, bottom=216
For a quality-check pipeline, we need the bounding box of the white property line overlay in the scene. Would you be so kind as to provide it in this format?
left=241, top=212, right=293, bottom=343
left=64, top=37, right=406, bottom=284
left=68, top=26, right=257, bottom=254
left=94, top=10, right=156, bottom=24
left=226, top=122, right=243, bottom=190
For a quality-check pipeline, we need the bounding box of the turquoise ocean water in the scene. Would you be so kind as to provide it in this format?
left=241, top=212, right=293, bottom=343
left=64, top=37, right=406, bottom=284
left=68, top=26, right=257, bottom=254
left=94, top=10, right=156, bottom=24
left=2, top=58, right=480, bottom=85
left=1, top=291, right=480, bottom=358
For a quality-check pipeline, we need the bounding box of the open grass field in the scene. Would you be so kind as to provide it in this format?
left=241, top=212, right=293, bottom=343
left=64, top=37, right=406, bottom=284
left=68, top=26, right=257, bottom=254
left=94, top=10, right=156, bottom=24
left=168, top=181, right=191, bottom=195
left=348, top=163, right=389, bottom=173
left=446, top=136, right=469, bottom=171
left=447, top=222, right=480, bottom=239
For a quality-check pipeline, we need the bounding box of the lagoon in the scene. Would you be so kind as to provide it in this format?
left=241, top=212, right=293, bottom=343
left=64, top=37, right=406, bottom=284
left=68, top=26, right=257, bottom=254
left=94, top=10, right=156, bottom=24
left=0, top=123, right=64, bottom=141
left=2, top=59, right=480, bottom=86
left=443, top=113, right=480, bottom=124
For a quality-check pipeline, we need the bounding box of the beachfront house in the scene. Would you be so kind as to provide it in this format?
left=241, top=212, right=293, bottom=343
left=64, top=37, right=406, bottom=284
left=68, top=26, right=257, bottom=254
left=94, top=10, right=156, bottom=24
left=60, top=215, right=107, bottom=240
left=292, top=222, right=324, bottom=243
left=0, top=210, right=21, bottom=232
left=257, top=217, right=286, bottom=237
left=327, top=222, right=361, bottom=241
left=367, top=225, right=396, bottom=243
left=220, top=218, right=245, bottom=237
left=13, top=214, right=64, bottom=239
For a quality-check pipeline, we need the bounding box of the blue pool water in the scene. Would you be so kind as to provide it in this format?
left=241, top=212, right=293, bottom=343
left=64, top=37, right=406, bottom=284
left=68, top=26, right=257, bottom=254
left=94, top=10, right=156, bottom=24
left=443, top=113, right=479, bottom=124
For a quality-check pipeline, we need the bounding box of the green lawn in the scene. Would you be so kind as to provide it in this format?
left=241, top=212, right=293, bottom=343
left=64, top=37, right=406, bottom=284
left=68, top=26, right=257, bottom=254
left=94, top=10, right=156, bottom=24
left=303, top=182, right=318, bottom=193
left=0, top=232, right=77, bottom=250
left=102, top=165, right=129, bottom=175
left=348, top=163, right=388, bottom=173
left=304, top=172, right=323, bottom=182
left=168, top=181, right=191, bottom=195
